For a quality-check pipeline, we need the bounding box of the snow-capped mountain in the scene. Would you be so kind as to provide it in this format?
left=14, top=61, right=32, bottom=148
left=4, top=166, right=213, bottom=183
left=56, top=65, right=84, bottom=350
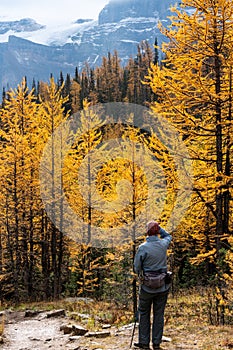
left=0, top=18, right=97, bottom=46
left=0, top=18, right=45, bottom=35
left=0, top=0, right=176, bottom=94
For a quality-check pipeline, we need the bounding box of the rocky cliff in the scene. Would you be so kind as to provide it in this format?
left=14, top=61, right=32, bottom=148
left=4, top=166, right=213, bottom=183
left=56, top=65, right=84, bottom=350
left=98, top=0, right=172, bottom=24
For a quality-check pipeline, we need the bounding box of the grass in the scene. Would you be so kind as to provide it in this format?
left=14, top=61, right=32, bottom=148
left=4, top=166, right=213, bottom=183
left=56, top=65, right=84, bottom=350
left=164, top=287, right=233, bottom=349
left=0, top=314, right=4, bottom=337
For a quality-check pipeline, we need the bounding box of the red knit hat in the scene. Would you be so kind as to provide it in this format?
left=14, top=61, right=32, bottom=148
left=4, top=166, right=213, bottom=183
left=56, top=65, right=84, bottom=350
left=146, top=220, right=160, bottom=234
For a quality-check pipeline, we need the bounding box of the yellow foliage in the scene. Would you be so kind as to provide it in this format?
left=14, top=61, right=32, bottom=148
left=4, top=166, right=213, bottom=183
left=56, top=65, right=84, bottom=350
left=0, top=315, right=4, bottom=336
left=146, top=0, right=233, bottom=273
left=190, top=249, right=217, bottom=265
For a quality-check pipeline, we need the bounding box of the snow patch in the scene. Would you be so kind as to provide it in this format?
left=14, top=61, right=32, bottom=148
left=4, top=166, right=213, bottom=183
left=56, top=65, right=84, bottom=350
left=120, top=39, right=139, bottom=44
left=0, top=19, right=97, bottom=46
left=93, top=55, right=100, bottom=64
left=120, top=16, right=158, bottom=23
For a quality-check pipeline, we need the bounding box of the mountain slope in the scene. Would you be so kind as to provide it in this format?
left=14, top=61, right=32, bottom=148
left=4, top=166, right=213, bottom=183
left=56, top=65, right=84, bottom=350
left=0, top=0, right=176, bottom=93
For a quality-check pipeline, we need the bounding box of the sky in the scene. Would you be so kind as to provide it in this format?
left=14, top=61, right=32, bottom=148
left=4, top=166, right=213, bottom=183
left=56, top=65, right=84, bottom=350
left=0, top=0, right=110, bottom=25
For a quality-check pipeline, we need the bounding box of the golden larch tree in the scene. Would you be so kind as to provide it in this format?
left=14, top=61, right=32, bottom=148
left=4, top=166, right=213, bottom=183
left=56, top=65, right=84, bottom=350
left=146, top=0, right=233, bottom=323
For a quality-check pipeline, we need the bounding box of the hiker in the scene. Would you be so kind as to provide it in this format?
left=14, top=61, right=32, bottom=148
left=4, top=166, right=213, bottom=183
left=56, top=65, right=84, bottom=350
left=133, top=220, right=172, bottom=350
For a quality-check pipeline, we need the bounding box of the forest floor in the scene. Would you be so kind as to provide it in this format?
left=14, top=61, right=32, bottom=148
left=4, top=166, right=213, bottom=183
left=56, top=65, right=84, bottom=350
left=0, top=289, right=233, bottom=350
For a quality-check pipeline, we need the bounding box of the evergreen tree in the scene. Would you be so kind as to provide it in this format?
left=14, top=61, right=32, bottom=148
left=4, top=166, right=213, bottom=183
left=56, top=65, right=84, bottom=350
left=153, top=37, right=159, bottom=65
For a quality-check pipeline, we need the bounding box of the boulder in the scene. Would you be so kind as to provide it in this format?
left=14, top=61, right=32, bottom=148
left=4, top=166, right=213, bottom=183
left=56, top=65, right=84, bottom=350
left=85, top=330, right=111, bottom=338
left=46, top=309, right=66, bottom=318
left=72, top=324, right=88, bottom=336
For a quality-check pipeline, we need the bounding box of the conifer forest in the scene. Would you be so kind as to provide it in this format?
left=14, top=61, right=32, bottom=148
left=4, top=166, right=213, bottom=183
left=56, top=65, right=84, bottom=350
left=0, top=0, right=232, bottom=335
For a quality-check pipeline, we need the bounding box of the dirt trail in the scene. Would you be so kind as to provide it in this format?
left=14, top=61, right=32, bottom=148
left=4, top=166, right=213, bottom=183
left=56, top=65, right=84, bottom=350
left=0, top=310, right=136, bottom=350
left=1, top=311, right=74, bottom=350
left=0, top=310, right=232, bottom=350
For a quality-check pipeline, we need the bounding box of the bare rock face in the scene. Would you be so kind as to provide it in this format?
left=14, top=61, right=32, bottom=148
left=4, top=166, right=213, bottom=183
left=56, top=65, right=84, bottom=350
left=98, top=0, right=173, bottom=24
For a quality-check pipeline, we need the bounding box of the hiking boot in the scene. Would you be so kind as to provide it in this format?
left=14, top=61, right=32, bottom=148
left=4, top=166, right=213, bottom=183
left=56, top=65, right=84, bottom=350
left=153, top=345, right=163, bottom=350
left=134, top=343, right=150, bottom=349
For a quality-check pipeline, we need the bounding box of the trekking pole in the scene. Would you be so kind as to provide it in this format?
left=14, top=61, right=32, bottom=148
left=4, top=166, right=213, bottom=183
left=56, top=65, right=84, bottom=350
left=130, top=310, right=138, bottom=348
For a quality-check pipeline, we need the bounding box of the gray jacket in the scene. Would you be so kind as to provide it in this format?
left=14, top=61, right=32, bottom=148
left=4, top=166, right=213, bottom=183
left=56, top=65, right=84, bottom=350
left=134, top=228, right=172, bottom=293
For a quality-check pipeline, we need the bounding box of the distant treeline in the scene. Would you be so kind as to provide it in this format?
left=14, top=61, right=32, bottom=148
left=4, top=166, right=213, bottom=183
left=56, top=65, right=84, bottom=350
left=2, top=40, right=158, bottom=113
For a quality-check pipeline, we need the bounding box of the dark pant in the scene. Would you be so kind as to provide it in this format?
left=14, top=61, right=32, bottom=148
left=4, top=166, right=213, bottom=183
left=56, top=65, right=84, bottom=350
left=138, top=289, right=169, bottom=346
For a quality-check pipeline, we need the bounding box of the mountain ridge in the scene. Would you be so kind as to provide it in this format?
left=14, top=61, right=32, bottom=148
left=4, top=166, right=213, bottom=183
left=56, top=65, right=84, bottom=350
left=0, top=0, right=176, bottom=93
